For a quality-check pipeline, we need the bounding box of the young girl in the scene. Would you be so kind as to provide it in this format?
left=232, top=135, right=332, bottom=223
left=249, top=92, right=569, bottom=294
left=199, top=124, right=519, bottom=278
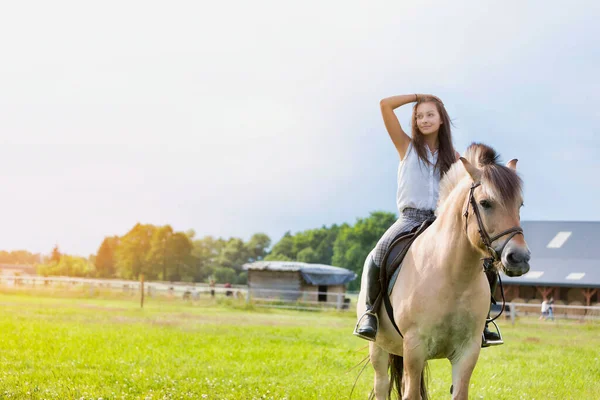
left=354, top=93, right=458, bottom=341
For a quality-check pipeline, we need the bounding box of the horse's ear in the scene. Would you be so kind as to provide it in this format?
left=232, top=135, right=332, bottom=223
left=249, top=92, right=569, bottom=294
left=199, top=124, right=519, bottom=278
left=506, top=159, right=518, bottom=171
left=460, top=157, right=481, bottom=181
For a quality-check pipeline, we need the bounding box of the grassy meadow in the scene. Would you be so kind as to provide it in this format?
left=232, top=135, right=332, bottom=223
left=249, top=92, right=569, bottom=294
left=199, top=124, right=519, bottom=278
left=0, top=290, right=598, bottom=399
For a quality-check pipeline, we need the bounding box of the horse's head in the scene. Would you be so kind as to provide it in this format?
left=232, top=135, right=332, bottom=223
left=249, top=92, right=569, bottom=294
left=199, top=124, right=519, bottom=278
left=457, top=144, right=530, bottom=277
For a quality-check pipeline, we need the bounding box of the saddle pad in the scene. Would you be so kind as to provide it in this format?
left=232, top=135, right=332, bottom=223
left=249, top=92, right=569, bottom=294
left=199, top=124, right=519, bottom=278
left=388, top=267, right=401, bottom=296
left=381, top=217, right=436, bottom=297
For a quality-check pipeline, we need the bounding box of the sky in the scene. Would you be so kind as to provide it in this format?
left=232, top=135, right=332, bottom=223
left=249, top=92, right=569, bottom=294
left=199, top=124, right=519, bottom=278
left=1, top=1, right=599, bottom=256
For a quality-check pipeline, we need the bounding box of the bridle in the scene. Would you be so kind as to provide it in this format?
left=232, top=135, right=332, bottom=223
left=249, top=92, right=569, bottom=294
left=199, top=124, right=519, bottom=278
left=464, top=182, right=524, bottom=266
left=464, top=181, right=524, bottom=323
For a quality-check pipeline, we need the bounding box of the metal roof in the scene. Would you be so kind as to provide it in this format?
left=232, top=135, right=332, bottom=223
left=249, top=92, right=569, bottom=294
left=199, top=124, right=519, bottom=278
left=243, top=261, right=357, bottom=286
left=502, top=221, right=600, bottom=288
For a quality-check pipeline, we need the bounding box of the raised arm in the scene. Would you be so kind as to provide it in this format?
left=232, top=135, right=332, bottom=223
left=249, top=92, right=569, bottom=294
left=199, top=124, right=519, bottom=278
left=380, top=94, right=419, bottom=160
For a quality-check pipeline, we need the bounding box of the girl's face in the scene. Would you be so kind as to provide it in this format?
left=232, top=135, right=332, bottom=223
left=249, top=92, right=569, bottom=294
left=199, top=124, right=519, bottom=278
left=416, top=102, right=442, bottom=136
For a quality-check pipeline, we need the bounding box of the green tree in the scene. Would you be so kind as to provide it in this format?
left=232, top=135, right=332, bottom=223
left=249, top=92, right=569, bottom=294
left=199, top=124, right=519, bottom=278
left=332, top=211, right=396, bottom=290
left=314, top=224, right=341, bottom=265
left=245, top=233, right=271, bottom=262
left=146, top=225, right=174, bottom=280
left=264, top=224, right=342, bottom=265
left=235, top=271, right=248, bottom=285
left=213, top=266, right=236, bottom=284
left=191, top=236, right=224, bottom=282
left=216, top=238, right=249, bottom=271
left=263, top=253, right=292, bottom=261
left=37, top=254, right=94, bottom=277
left=297, top=247, right=318, bottom=263
left=267, top=231, right=294, bottom=260
left=144, top=227, right=195, bottom=282
left=0, top=250, right=41, bottom=264
left=294, top=225, right=341, bottom=265
left=114, top=223, right=157, bottom=279
left=95, top=236, right=119, bottom=278
left=165, top=232, right=194, bottom=281
left=50, top=245, right=61, bottom=263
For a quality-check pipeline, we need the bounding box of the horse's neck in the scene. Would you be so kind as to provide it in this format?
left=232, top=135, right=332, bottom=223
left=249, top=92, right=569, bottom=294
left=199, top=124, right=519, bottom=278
left=416, top=208, right=483, bottom=283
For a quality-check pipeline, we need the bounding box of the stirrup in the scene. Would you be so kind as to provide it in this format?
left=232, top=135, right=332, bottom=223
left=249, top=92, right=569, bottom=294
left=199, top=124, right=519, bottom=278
left=481, top=320, right=504, bottom=348
left=353, top=311, right=379, bottom=341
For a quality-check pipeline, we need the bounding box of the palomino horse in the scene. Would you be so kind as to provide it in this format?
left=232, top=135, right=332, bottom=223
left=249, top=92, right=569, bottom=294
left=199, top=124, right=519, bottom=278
left=357, top=143, right=530, bottom=400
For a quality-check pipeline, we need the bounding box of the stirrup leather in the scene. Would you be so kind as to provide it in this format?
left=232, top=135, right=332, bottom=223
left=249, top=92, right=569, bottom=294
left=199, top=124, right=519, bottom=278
left=481, top=320, right=504, bottom=348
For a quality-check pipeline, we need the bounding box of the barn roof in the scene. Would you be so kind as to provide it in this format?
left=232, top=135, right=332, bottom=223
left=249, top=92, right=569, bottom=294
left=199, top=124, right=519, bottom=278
left=501, top=221, right=600, bottom=288
left=243, top=261, right=357, bottom=286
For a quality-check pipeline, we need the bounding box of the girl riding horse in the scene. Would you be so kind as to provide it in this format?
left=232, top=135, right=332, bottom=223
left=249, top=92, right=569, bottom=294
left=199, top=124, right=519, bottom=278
left=353, top=94, right=502, bottom=346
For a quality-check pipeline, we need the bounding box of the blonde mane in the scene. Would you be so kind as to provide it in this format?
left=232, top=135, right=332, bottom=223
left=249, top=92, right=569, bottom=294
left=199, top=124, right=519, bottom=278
left=437, top=143, right=523, bottom=214
left=437, top=160, right=468, bottom=212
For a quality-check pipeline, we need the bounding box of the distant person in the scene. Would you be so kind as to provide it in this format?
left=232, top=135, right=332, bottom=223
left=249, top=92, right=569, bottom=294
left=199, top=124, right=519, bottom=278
left=224, top=282, right=233, bottom=297
left=547, top=297, right=555, bottom=321
left=540, top=299, right=549, bottom=320
left=209, top=278, right=216, bottom=298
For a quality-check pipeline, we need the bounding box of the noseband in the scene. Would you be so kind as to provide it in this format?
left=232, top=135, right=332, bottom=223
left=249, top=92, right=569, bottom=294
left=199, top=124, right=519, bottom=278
left=463, top=182, right=524, bottom=267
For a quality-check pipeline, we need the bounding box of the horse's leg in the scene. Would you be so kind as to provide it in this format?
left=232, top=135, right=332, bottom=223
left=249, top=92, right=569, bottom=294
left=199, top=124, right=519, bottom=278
left=402, top=336, right=426, bottom=400
left=370, top=342, right=390, bottom=400
left=450, top=341, right=481, bottom=400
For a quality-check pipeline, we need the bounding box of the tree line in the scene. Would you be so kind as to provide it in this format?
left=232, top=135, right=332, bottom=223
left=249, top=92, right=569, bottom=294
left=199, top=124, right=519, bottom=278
left=8, top=211, right=397, bottom=290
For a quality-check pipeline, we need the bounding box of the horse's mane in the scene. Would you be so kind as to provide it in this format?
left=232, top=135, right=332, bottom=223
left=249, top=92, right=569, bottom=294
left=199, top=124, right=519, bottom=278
left=437, top=143, right=523, bottom=212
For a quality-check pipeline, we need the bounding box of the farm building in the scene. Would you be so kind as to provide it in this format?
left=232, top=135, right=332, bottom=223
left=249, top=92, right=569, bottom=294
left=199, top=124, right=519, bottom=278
left=243, top=261, right=356, bottom=307
left=499, top=221, right=600, bottom=310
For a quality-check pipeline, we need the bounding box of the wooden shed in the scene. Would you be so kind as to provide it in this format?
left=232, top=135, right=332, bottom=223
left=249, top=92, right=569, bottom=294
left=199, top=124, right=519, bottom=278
left=243, top=261, right=356, bottom=307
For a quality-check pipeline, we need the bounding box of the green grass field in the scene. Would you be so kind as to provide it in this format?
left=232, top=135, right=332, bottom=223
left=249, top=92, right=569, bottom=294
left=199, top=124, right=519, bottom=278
left=0, top=291, right=598, bottom=399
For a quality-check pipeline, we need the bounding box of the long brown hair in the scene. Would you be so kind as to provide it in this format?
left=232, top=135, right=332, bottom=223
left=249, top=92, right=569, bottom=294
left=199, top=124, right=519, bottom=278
left=410, top=96, right=455, bottom=177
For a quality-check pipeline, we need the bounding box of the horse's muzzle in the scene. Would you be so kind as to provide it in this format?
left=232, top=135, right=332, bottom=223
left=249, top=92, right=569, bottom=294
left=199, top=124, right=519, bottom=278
left=501, top=244, right=531, bottom=277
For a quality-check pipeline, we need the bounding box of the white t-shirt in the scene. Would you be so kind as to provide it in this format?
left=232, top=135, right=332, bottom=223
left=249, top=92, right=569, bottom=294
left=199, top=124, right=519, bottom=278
left=396, top=142, right=441, bottom=213
left=541, top=301, right=549, bottom=313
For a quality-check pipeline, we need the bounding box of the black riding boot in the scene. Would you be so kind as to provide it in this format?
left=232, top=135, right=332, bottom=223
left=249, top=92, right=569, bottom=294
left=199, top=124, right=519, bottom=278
left=353, top=255, right=381, bottom=341
left=482, top=270, right=503, bottom=347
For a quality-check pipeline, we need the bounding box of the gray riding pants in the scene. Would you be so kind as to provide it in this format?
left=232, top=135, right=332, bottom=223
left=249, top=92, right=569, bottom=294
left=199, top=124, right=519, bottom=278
left=372, top=208, right=435, bottom=267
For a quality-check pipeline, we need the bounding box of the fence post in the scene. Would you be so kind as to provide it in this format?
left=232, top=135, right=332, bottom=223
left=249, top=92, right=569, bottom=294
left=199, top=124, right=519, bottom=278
left=337, top=292, right=342, bottom=310
left=246, top=284, right=251, bottom=304
left=140, top=274, right=144, bottom=308
left=510, top=302, right=515, bottom=325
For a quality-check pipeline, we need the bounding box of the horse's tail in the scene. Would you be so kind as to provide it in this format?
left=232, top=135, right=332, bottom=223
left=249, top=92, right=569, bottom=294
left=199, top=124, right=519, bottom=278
left=388, top=354, right=404, bottom=399
left=388, top=355, right=429, bottom=400
left=420, top=362, right=429, bottom=400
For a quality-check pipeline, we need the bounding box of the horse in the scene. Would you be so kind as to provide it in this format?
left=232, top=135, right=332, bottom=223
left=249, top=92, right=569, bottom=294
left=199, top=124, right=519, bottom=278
left=356, top=143, right=530, bottom=400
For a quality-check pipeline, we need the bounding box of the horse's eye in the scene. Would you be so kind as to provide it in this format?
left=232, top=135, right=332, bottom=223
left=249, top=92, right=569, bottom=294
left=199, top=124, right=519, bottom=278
left=479, top=200, right=492, bottom=209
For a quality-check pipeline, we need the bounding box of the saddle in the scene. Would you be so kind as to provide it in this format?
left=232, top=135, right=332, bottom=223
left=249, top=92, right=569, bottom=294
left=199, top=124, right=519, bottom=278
left=375, top=217, right=436, bottom=337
